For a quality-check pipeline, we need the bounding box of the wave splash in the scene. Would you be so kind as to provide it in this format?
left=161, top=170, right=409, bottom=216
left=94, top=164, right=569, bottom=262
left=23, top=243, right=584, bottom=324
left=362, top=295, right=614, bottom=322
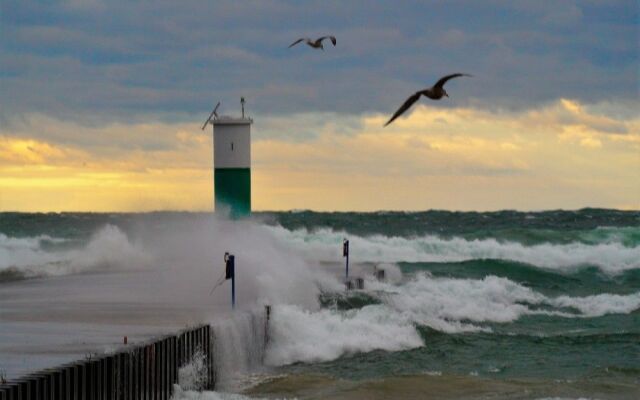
left=379, top=273, right=640, bottom=333
left=265, top=304, right=423, bottom=366
left=3, top=217, right=638, bottom=386
left=268, top=226, right=640, bottom=275
left=248, top=271, right=639, bottom=368
left=0, top=224, right=151, bottom=279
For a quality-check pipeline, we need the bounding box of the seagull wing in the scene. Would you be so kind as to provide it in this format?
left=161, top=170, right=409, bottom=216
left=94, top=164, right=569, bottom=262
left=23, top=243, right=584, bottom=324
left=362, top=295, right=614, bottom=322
left=321, top=35, right=337, bottom=46
left=288, top=38, right=306, bottom=48
left=384, top=91, right=423, bottom=127
left=434, top=73, right=472, bottom=89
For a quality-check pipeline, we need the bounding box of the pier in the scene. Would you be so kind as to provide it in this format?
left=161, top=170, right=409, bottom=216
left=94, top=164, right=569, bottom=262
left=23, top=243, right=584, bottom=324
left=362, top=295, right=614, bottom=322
left=0, top=325, right=215, bottom=400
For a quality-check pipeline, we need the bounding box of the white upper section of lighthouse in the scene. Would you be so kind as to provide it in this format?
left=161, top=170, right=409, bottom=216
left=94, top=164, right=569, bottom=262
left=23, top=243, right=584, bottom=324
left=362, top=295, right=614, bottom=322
left=213, top=117, right=252, bottom=169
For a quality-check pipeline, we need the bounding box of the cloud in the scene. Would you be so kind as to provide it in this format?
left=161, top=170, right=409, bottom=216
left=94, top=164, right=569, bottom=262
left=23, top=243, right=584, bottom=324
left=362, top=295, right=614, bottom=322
left=522, top=98, right=630, bottom=135
left=1, top=99, right=637, bottom=211
left=63, top=0, right=105, bottom=12
left=1, top=1, right=638, bottom=211
left=1, top=0, right=637, bottom=123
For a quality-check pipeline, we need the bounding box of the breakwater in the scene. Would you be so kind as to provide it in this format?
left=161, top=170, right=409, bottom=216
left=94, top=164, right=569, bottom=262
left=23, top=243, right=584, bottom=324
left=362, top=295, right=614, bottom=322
left=0, top=325, right=214, bottom=400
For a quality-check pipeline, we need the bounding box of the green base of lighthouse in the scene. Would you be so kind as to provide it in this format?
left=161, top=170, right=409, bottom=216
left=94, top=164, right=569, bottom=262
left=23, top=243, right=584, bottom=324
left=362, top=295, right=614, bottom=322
left=215, top=168, right=251, bottom=218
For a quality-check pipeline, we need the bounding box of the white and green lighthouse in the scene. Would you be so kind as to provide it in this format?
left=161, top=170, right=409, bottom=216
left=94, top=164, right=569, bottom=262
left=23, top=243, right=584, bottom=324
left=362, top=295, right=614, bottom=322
left=206, top=99, right=252, bottom=218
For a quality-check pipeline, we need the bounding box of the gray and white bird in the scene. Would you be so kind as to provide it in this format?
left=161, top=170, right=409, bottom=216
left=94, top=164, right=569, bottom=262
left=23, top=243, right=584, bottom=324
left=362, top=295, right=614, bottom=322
left=384, top=73, right=472, bottom=126
left=289, top=36, right=337, bottom=50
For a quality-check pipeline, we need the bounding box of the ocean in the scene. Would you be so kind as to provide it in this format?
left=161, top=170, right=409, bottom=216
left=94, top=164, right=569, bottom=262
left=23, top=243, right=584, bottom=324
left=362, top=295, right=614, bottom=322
left=1, top=209, right=639, bottom=399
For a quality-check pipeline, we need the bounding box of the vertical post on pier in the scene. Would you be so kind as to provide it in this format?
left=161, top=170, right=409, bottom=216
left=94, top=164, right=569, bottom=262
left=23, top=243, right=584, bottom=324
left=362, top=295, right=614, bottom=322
left=343, top=239, right=350, bottom=279
left=264, top=305, right=271, bottom=347
left=225, top=253, right=236, bottom=310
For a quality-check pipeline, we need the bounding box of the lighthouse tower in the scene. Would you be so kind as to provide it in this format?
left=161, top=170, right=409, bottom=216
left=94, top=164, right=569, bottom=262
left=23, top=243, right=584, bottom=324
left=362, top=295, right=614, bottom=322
left=203, top=99, right=253, bottom=218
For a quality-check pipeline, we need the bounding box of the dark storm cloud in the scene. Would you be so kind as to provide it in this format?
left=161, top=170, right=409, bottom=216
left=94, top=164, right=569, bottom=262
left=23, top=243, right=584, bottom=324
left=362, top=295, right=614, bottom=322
left=1, top=0, right=638, bottom=124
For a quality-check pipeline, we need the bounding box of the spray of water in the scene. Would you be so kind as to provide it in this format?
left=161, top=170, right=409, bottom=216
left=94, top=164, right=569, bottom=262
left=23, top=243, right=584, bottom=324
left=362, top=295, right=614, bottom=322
left=178, top=349, right=208, bottom=391
left=3, top=215, right=639, bottom=396
left=0, top=225, right=151, bottom=279
left=266, top=226, right=640, bottom=275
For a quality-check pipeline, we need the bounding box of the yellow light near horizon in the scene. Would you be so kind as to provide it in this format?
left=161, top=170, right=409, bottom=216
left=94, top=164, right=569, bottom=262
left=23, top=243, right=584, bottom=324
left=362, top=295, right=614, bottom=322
left=0, top=99, right=638, bottom=212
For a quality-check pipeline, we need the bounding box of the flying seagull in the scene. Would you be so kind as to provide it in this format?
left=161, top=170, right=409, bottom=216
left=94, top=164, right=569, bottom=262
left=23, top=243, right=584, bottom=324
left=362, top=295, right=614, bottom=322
left=384, top=73, right=472, bottom=127
left=289, top=36, right=337, bottom=50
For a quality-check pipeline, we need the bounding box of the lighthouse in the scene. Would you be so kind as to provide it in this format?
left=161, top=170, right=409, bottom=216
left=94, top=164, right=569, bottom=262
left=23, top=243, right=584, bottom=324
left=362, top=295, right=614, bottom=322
left=202, top=99, right=253, bottom=218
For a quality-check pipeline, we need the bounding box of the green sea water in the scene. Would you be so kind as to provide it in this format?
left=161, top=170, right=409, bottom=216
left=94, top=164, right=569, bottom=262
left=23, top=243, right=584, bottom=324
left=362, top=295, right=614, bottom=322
left=1, top=209, right=639, bottom=399
left=258, top=209, right=640, bottom=399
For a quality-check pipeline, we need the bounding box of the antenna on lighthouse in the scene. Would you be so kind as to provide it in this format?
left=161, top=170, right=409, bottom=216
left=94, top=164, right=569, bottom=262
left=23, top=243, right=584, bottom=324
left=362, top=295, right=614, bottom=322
left=201, top=102, right=221, bottom=130
left=241, top=97, right=245, bottom=119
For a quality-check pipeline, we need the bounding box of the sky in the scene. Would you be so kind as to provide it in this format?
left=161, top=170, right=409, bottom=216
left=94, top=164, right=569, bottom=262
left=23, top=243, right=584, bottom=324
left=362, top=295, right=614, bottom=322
left=0, top=0, right=638, bottom=212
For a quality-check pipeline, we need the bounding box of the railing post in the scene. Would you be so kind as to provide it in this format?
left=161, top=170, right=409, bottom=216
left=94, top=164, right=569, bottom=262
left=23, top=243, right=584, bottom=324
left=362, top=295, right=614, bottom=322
left=147, top=345, right=153, bottom=400
left=133, top=351, right=138, bottom=400
left=121, top=352, right=130, bottom=400
left=130, top=351, right=135, bottom=400
left=63, top=364, right=72, bottom=400
left=143, top=346, right=149, bottom=400
left=187, top=331, right=192, bottom=362
left=85, top=360, right=93, bottom=400
left=164, top=338, right=170, bottom=400
left=159, top=339, right=165, bottom=400
left=52, top=370, right=61, bottom=400
left=152, top=342, right=158, bottom=400
left=102, top=357, right=108, bottom=400
left=73, top=363, right=82, bottom=400
left=172, top=336, right=178, bottom=385
left=177, top=334, right=183, bottom=367
left=102, top=357, right=110, bottom=400
left=206, top=325, right=215, bottom=390
left=28, top=376, right=38, bottom=400
left=168, top=338, right=173, bottom=393
left=140, top=346, right=146, bottom=400
left=95, top=358, right=102, bottom=400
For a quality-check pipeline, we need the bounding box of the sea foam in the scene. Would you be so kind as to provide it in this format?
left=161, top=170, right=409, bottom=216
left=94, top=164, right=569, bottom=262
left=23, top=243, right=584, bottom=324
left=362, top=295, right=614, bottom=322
left=0, top=224, right=151, bottom=278
left=171, top=386, right=273, bottom=400
left=373, top=273, right=640, bottom=333
left=267, top=226, right=640, bottom=274
left=264, top=304, right=423, bottom=366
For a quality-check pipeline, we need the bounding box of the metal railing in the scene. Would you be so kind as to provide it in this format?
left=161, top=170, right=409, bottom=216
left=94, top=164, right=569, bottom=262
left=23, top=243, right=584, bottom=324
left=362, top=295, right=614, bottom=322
left=0, top=324, right=215, bottom=400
